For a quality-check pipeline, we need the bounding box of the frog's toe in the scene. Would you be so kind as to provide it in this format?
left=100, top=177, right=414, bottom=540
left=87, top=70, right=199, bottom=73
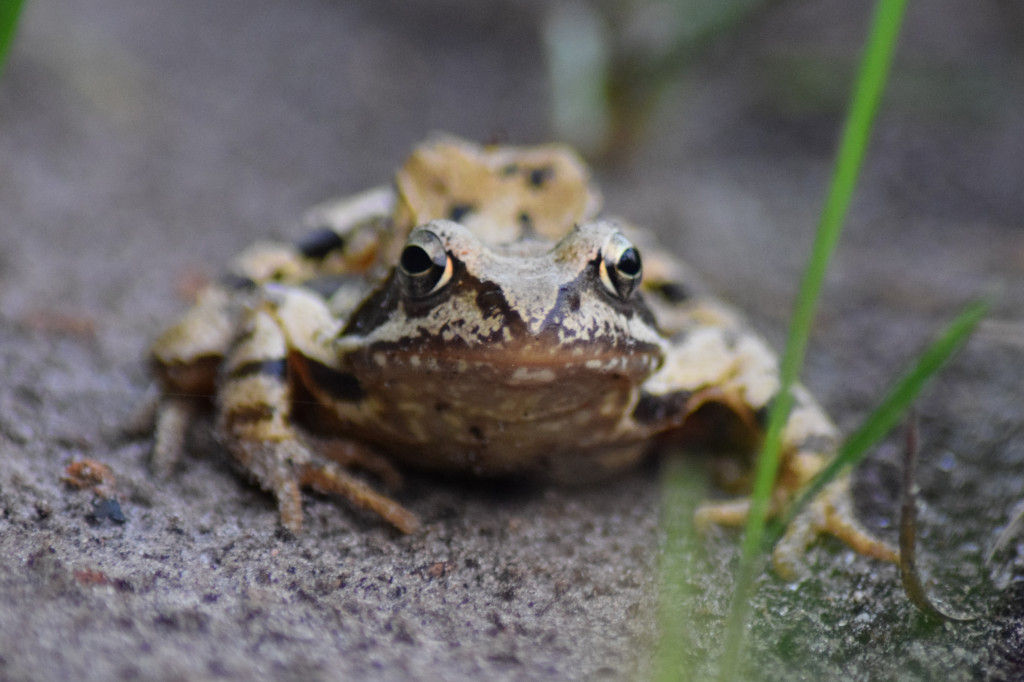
left=297, top=459, right=419, bottom=534
left=223, top=437, right=307, bottom=533
left=694, top=498, right=751, bottom=531
left=773, top=478, right=898, bottom=580
left=227, top=436, right=419, bottom=535
left=152, top=396, right=201, bottom=479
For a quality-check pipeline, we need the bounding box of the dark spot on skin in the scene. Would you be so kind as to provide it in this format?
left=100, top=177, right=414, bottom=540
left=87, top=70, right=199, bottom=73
left=656, top=282, right=690, bottom=304
left=294, top=227, right=345, bottom=260
left=304, top=359, right=365, bottom=402
left=448, top=203, right=474, bottom=223
left=218, top=273, right=256, bottom=291
left=566, top=289, right=581, bottom=312
left=227, top=359, right=287, bottom=381
left=518, top=212, right=534, bottom=233
left=527, top=166, right=555, bottom=188
left=475, top=281, right=510, bottom=319
left=500, top=164, right=519, bottom=176
left=468, top=426, right=484, bottom=441
left=152, top=356, right=220, bottom=396
left=632, top=390, right=693, bottom=425
left=232, top=324, right=259, bottom=348
left=435, top=401, right=450, bottom=413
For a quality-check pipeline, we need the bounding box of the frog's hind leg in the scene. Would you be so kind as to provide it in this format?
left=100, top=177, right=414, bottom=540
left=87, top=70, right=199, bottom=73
left=216, top=304, right=418, bottom=534
left=768, top=390, right=898, bottom=577
left=640, top=279, right=897, bottom=577
left=693, top=386, right=898, bottom=578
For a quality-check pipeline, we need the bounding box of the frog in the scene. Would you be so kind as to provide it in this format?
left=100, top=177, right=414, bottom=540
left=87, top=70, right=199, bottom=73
left=149, top=134, right=897, bottom=577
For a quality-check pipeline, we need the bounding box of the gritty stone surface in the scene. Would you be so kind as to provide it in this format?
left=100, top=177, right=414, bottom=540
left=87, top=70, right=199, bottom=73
left=1, top=1, right=1022, bottom=680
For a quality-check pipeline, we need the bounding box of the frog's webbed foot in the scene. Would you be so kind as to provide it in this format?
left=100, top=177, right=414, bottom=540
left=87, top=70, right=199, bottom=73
left=696, top=475, right=898, bottom=580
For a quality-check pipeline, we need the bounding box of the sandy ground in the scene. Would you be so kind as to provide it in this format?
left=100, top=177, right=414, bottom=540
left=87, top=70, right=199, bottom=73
left=1, top=1, right=1023, bottom=680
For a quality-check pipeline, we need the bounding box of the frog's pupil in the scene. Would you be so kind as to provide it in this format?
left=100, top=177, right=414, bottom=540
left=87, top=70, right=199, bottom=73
left=618, top=248, right=641, bottom=277
left=401, top=244, right=435, bottom=275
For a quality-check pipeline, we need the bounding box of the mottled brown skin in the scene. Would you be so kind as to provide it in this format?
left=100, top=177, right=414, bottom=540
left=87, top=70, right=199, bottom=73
left=149, top=135, right=896, bottom=578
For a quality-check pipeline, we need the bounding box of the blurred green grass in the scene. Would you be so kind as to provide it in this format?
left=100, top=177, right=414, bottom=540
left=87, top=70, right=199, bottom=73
left=544, top=0, right=778, bottom=158
left=0, top=0, right=24, bottom=75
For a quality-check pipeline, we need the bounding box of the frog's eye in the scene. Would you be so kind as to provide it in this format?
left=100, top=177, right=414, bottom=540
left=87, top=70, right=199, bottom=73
left=399, top=230, right=453, bottom=297
left=599, top=233, right=642, bottom=299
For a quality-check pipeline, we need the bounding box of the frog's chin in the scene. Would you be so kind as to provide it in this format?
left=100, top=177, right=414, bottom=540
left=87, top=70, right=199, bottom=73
left=337, top=349, right=654, bottom=475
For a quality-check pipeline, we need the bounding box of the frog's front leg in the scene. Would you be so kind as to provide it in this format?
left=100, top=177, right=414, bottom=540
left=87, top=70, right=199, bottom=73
left=216, top=291, right=418, bottom=534
left=150, top=284, right=241, bottom=477
left=149, top=198, right=393, bottom=479
left=641, top=317, right=897, bottom=577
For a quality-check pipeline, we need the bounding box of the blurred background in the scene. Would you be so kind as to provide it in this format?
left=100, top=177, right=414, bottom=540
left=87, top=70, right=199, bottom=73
left=0, top=1, right=1022, bottom=680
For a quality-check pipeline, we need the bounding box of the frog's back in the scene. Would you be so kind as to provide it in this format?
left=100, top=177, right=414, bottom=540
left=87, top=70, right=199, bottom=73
left=393, top=135, right=602, bottom=248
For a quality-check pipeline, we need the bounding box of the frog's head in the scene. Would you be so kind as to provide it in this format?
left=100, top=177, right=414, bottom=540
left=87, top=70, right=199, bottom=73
left=339, top=219, right=664, bottom=382
left=332, top=219, right=666, bottom=470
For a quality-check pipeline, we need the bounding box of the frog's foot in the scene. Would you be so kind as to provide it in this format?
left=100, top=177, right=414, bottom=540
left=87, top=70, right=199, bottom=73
left=772, top=477, right=897, bottom=578
left=695, top=477, right=897, bottom=580
left=226, top=436, right=419, bottom=535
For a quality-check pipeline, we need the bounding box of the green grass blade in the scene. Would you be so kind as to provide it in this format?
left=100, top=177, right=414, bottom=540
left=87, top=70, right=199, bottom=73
left=0, top=0, right=25, bottom=76
left=716, top=1, right=909, bottom=679
left=767, top=299, right=989, bottom=545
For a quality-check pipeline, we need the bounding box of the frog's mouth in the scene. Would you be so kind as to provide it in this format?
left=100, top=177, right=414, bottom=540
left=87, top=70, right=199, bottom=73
left=350, top=334, right=663, bottom=390
left=366, top=347, right=653, bottom=456
left=339, top=339, right=664, bottom=443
